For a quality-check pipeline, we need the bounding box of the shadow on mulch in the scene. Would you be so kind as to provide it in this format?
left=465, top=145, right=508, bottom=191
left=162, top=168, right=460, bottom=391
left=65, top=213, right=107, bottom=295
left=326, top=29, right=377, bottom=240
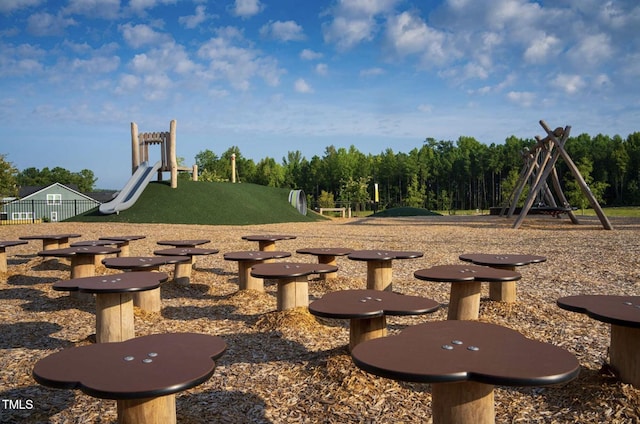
left=0, top=322, right=72, bottom=350
left=7, top=275, right=58, bottom=287
left=177, top=390, right=271, bottom=424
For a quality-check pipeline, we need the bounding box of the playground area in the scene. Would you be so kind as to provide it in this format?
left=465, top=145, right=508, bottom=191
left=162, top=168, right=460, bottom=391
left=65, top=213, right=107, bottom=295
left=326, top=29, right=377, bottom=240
left=1, top=215, right=639, bottom=423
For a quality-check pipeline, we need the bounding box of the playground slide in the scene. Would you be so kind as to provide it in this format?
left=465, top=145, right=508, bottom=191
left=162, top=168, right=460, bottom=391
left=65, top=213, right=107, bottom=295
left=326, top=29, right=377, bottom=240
left=99, top=161, right=162, bottom=214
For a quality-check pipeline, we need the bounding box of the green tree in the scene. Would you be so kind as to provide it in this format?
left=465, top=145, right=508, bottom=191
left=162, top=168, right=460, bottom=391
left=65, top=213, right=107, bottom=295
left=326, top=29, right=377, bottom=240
left=405, top=174, right=425, bottom=207
left=16, top=166, right=96, bottom=192
left=0, top=154, right=19, bottom=198
left=566, top=157, right=609, bottom=213
left=317, top=190, right=335, bottom=208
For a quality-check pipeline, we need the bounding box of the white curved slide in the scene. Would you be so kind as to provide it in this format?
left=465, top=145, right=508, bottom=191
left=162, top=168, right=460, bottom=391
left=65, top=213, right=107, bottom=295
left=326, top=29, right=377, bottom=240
left=99, top=161, right=162, bottom=214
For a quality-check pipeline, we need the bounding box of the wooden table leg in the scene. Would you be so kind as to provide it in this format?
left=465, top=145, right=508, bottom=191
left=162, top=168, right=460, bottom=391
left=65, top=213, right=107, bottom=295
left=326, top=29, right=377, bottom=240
left=117, top=394, right=176, bottom=424
left=432, top=381, right=495, bottom=424
left=132, top=267, right=162, bottom=312
left=237, top=261, right=264, bottom=291
left=489, top=265, right=517, bottom=303
left=96, top=293, right=134, bottom=343
left=609, top=324, right=640, bottom=387
left=448, top=281, right=481, bottom=320
left=0, top=248, right=7, bottom=273
left=118, top=242, right=130, bottom=257
left=277, top=276, right=309, bottom=311
left=349, top=316, right=386, bottom=352
left=174, top=257, right=193, bottom=285
left=70, top=256, right=96, bottom=301
left=258, top=241, right=276, bottom=251
left=318, top=255, right=337, bottom=280
left=366, top=260, right=393, bottom=291
left=42, top=239, right=60, bottom=250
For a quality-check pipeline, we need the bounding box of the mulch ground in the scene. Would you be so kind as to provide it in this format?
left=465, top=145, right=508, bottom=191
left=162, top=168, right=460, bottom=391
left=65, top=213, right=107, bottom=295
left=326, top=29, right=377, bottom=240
left=1, top=214, right=639, bottom=423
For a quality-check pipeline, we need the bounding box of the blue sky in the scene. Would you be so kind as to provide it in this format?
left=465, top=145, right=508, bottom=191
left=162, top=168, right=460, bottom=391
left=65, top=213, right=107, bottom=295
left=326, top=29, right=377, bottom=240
left=2, top=0, right=639, bottom=189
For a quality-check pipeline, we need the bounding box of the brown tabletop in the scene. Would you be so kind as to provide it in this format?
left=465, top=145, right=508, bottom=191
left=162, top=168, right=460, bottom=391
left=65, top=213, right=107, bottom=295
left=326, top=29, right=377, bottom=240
left=296, top=247, right=354, bottom=279
left=33, top=333, right=227, bottom=423
left=38, top=246, right=121, bottom=280
left=223, top=250, right=292, bottom=291
left=241, top=234, right=296, bottom=251
left=348, top=250, right=424, bottom=291
left=102, top=256, right=189, bottom=312
left=557, top=295, right=640, bottom=387
left=156, top=239, right=210, bottom=247
left=99, top=235, right=146, bottom=256
left=154, top=247, right=220, bottom=284
left=0, top=240, right=28, bottom=272
left=20, top=233, right=81, bottom=250
left=309, top=289, right=440, bottom=350
left=460, top=253, right=547, bottom=303
left=414, top=265, right=521, bottom=320
left=54, top=272, right=169, bottom=343
left=251, top=262, right=338, bottom=310
left=351, top=320, right=579, bottom=424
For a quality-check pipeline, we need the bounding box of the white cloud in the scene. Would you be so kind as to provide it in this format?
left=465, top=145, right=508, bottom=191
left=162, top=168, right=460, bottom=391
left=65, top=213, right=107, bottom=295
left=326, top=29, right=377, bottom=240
left=0, top=0, right=44, bottom=14
left=551, top=73, right=586, bottom=94
left=384, top=11, right=450, bottom=66
left=119, top=23, right=172, bottom=49
left=359, top=67, right=385, bottom=77
left=231, top=0, right=264, bottom=18
left=197, top=27, right=284, bottom=90
left=63, top=0, right=120, bottom=19
left=315, top=63, right=328, bottom=75
left=506, top=91, right=536, bottom=107
left=128, top=0, right=177, bottom=15
left=322, top=0, right=398, bottom=51
left=260, top=20, right=305, bottom=42
left=300, top=49, right=323, bottom=60
left=179, top=5, right=209, bottom=29
left=524, top=33, right=561, bottom=63
left=70, top=56, right=120, bottom=74
left=27, top=12, right=76, bottom=36
left=294, top=78, right=313, bottom=93
left=418, top=104, right=432, bottom=113
left=567, top=33, right=613, bottom=67
left=115, top=74, right=141, bottom=94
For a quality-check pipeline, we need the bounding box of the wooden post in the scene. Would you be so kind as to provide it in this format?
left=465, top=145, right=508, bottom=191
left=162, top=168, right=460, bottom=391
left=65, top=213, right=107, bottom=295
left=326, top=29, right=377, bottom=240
left=366, top=260, right=393, bottom=291
left=231, top=153, right=236, bottom=183
left=448, top=281, right=481, bottom=320
left=277, top=277, right=309, bottom=310
left=169, top=120, right=177, bottom=188
left=0, top=248, right=7, bottom=273
left=258, top=241, right=276, bottom=251
left=432, top=381, right=495, bottom=424
left=117, top=394, right=176, bottom=424
left=237, top=261, right=264, bottom=291
left=96, top=293, right=135, bottom=343
left=131, top=122, right=139, bottom=173
left=192, top=164, right=198, bottom=181
left=317, top=255, right=338, bottom=280
left=349, top=316, right=386, bottom=352
left=173, top=258, right=193, bottom=285
left=609, top=324, right=640, bottom=387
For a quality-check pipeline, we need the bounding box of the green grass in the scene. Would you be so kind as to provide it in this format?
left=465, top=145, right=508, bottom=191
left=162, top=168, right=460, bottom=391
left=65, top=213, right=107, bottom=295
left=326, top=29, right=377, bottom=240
left=571, top=206, right=640, bottom=218
left=369, top=207, right=442, bottom=217
left=70, top=180, right=326, bottom=225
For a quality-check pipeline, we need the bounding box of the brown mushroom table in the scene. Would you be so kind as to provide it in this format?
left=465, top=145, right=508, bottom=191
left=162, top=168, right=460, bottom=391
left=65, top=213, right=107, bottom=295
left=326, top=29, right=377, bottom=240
left=241, top=234, right=296, bottom=251
left=102, top=256, right=190, bottom=312
left=71, top=240, right=130, bottom=265
left=154, top=247, right=220, bottom=285
left=557, top=295, right=640, bottom=387
left=33, top=332, right=227, bottom=424
left=38, top=246, right=121, bottom=279
left=20, top=233, right=81, bottom=250
left=309, top=289, right=440, bottom=351
left=348, top=250, right=424, bottom=291
left=223, top=250, right=291, bottom=291
left=53, top=272, right=169, bottom=343
left=250, top=262, right=338, bottom=310
left=414, top=265, right=521, bottom=320
left=99, top=235, right=147, bottom=257
left=0, top=240, right=28, bottom=272
left=296, top=247, right=353, bottom=279
left=156, top=239, right=210, bottom=248
left=459, top=253, right=547, bottom=303
left=351, top=320, right=579, bottom=424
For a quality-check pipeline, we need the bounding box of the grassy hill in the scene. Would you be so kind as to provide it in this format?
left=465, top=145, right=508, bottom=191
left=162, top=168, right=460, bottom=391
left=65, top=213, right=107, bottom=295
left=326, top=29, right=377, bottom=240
left=70, top=180, right=326, bottom=225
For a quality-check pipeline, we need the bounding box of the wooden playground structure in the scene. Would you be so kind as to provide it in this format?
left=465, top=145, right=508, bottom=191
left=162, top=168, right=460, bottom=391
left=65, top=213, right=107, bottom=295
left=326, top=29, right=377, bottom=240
left=501, top=120, right=613, bottom=230
left=130, top=119, right=194, bottom=188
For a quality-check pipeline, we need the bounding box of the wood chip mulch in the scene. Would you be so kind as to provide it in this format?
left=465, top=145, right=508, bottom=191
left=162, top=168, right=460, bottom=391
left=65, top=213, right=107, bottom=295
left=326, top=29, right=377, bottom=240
left=1, top=214, right=639, bottom=423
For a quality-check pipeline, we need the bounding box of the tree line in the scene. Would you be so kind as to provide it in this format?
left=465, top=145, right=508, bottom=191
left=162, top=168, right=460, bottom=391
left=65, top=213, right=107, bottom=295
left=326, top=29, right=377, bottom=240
left=2, top=130, right=639, bottom=211
left=193, top=131, right=640, bottom=211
